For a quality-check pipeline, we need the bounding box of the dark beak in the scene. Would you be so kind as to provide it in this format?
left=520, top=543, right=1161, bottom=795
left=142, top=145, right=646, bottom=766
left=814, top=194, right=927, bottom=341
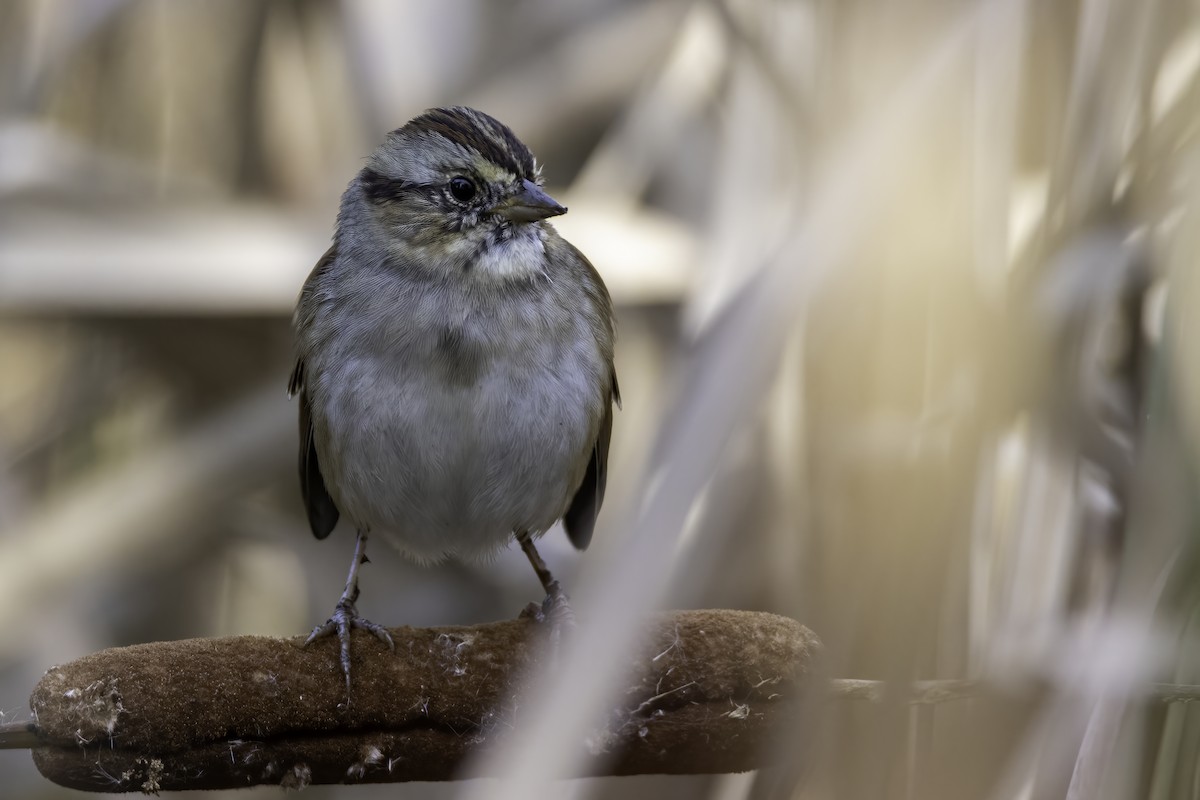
left=491, top=179, right=567, bottom=223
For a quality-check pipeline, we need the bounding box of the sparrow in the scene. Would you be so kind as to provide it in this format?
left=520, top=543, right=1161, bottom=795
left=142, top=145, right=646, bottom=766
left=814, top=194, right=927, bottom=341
left=288, top=106, right=619, bottom=693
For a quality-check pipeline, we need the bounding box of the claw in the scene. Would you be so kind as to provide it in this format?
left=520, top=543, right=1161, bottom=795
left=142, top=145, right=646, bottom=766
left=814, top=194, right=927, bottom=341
left=514, top=532, right=576, bottom=660
left=304, top=530, right=391, bottom=703
left=541, top=580, right=576, bottom=628
left=306, top=599, right=395, bottom=698
left=520, top=580, right=576, bottom=669
left=519, top=601, right=546, bottom=622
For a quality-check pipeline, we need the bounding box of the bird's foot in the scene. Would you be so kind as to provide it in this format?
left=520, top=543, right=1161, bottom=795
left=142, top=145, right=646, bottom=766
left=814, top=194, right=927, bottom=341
left=305, top=597, right=395, bottom=704
left=520, top=580, right=576, bottom=663
left=542, top=580, right=576, bottom=628
left=519, top=580, right=576, bottom=624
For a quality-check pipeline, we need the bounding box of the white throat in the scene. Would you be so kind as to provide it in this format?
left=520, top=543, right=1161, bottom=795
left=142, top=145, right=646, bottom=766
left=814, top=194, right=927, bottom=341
left=437, top=223, right=550, bottom=280
left=476, top=227, right=549, bottom=278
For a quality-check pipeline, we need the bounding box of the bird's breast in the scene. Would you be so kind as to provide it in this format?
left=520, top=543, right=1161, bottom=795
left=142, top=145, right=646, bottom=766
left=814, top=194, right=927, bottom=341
left=308, top=281, right=605, bottom=562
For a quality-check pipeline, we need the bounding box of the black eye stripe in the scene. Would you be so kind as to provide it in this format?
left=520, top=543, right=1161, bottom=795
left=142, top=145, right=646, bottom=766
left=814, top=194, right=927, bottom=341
left=360, top=167, right=414, bottom=204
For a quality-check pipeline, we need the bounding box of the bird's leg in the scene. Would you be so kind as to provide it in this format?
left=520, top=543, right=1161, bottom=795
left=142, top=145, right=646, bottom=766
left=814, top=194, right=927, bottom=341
left=305, top=529, right=395, bottom=699
left=516, top=530, right=575, bottom=629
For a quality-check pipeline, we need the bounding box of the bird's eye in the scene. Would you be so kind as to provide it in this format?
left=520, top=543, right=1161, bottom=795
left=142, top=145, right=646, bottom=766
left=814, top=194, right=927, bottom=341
left=449, top=176, right=477, bottom=202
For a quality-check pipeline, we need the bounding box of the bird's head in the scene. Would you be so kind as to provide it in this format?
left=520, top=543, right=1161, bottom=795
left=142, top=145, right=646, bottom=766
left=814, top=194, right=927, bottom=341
left=353, top=106, right=566, bottom=278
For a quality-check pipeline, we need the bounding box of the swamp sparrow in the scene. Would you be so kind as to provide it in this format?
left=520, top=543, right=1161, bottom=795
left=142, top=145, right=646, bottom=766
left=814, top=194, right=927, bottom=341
left=288, top=107, right=619, bottom=691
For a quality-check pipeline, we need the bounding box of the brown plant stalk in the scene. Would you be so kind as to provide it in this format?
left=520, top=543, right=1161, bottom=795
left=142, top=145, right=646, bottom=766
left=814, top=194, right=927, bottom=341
left=13, top=610, right=818, bottom=792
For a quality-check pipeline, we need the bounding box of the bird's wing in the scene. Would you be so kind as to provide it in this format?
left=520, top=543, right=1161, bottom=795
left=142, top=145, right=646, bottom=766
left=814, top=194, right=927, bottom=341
left=563, top=371, right=620, bottom=550
left=290, top=247, right=340, bottom=540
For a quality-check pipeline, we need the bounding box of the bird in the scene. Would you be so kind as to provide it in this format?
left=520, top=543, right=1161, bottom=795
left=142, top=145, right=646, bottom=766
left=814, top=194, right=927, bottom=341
left=287, top=106, right=619, bottom=694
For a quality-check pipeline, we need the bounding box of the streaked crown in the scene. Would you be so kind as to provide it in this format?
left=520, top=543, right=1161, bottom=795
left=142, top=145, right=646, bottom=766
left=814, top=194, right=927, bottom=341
left=406, top=107, right=536, bottom=179
left=367, top=106, right=538, bottom=189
